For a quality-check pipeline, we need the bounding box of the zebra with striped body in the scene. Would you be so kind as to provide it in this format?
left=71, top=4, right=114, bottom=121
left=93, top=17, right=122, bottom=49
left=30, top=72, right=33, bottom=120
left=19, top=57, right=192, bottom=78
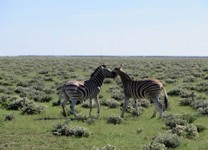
left=113, top=66, right=169, bottom=118
left=57, top=65, right=117, bottom=118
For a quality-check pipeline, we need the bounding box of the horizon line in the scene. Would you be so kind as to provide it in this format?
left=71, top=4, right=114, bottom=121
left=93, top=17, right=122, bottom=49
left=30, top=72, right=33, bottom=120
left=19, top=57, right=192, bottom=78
left=0, top=55, right=208, bottom=58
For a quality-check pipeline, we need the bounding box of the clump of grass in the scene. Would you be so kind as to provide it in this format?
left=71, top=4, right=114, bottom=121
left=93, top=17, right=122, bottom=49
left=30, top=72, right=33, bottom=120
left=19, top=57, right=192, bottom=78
left=167, top=88, right=181, bottom=96
left=136, top=128, right=143, bottom=134
left=195, top=124, right=207, bottom=133
left=107, top=115, right=123, bottom=125
left=4, top=113, right=15, bottom=121
left=52, top=123, right=90, bottom=138
left=86, top=116, right=97, bottom=125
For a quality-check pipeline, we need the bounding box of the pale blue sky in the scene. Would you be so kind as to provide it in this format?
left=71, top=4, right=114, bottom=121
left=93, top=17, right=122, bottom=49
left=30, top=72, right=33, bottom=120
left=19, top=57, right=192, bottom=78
left=0, top=0, right=208, bottom=56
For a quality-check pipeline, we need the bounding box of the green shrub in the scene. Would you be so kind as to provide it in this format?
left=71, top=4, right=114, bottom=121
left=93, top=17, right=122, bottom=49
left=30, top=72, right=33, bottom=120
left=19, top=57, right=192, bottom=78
left=4, top=113, right=15, bottom=121
left=165, top=78, right=176, bottom=84
left=167, top=88, right=181, bottom=96
left=164, top=114, right=188, bottom=129
left=180, top=113, right=197, bottom=124
left=195, top=124, right=207, bottom=133
left=52, top=123, right=90, bottom=138
left=44, top=77, right=53, bottom=81
left=179, top=98, right=193, bottom=106
left=21, top=101, right=45, bottom=115
left=184, top=124, right=199, bottom=139
left=86, top=117, right=97, bottom=125
left=154, top=133, right=180, bottom=148
left=73, top=126, right=90, bottom=138
left=136, top=128, right=143, bottom=134
left=111, top=90, right=123, bottom=101
left=142, top=142, right=167, bottom=150
left=191, top=100, right=208, bottom=109
left=199, top=107, right=208, bottom=115
left=107, top=116, right=123, bottom=125
left=7, top=98, right=25, bottom=110
left=172, top=124, right=199, bottom=139
left=102, top=144, right=116, bottom=150
left=103, top=99, right=120, bottom=108
left=139, top=99, right=150, bottom=108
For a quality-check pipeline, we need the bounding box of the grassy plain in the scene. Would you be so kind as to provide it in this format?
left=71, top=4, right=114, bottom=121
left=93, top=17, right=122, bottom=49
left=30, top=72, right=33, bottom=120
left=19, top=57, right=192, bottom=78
left=1, top=56, right=208, bottom=149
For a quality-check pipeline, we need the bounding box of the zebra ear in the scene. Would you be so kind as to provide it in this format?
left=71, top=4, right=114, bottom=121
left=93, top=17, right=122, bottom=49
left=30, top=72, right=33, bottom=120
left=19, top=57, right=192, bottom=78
left=101, top=65, right=106, bottom=68
left=119, top=64, right=123, bottom=70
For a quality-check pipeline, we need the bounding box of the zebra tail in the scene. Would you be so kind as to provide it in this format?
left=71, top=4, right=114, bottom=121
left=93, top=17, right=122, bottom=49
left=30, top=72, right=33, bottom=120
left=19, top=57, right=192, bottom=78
left=162, top=87, right=169, bottom=110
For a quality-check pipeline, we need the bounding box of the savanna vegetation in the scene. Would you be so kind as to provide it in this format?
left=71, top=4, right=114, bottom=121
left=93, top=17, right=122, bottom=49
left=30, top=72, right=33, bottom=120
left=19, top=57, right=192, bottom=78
left=1, top=56, right=208, bottom=150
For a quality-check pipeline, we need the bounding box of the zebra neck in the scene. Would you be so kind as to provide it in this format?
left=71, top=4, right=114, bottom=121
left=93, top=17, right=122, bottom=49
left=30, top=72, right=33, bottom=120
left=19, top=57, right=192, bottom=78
left=119, top=71, right=131, bottom=84
left=91, top=75, right=104, bottom=87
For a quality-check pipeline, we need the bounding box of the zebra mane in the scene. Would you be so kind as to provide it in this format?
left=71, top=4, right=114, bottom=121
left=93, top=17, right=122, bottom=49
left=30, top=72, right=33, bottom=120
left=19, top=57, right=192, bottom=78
left=90, top=65, right=106, bottom=78
left=118, top=68, right=132, bottom=80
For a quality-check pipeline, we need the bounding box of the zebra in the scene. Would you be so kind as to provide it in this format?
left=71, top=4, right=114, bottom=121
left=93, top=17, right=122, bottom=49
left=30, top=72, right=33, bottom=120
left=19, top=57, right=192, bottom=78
left=54, top=65, right=117, bottom=118
left=113, top=65, right=169, bottom=118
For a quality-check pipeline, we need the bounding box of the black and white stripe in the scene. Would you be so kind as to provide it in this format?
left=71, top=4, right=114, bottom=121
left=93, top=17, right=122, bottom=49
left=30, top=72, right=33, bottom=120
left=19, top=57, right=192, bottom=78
left=113, top=66, right=169, bottom=118
left=57, top=65, right=117, bottom=118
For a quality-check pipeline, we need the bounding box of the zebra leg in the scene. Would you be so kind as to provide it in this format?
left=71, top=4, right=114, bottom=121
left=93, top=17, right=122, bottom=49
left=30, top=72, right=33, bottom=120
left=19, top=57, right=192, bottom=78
left=61, top=96, right=68, bottom=117
left=70, top=99, right=79, bottom=118
left=151, top=98, right=163, bottom=118
left=134, top=98, right=138, bottom=113
left=89, top=99, right=93, bottom=116
left=94, top=96, right=100, bottom=116
left=121, top=97, right=129, bottom=118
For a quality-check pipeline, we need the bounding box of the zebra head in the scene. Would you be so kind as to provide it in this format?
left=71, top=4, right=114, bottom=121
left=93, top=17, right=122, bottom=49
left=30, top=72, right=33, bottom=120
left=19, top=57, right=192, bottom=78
left=113, top=64, right=123, bottom=75
left=91, top=65, right=117, bottom=79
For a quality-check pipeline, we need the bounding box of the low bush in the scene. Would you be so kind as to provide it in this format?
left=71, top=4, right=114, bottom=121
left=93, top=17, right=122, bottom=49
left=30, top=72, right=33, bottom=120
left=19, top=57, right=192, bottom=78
left=7, top=98, right=25, bottom=110
left=142, top=142, right=167, bottom=150
left=107, top=116, right=123, bottom=125
left=164, top=113, right=188, bottom=129
left=199, top=106, right=208, bottom=115
left=86, top=117, right=96, bottom=125
left=21, top=101, right=45, bottom=115
left=154, top=133, right=180, bottom=148
left=4, top=113, right=15, bottom=121
left=179, top=98, right=193, bottom=106
left=52, top=123, right=90, bottom=138
left=172, top=124, right=199, bottom=139
left=167, top=88, right=181, bottom=96
left=136, top=128, right=143, bottom=134
left=195, top=124, right=207, bottom=133
left=139, top=99, right=150, bottom=108
left=111, top=90, right=123, bottom=101
left=165, top=78, right=176, bottom=84
left=102, top=99, right=120, bottom=108
left=180, top=113, right=197, bottom=124
left=101, top=144, right=116, bottom=150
